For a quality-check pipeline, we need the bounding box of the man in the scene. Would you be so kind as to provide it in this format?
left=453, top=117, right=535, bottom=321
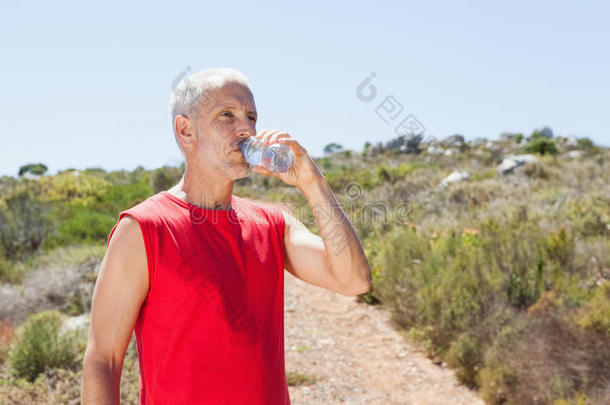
left=81, top=67, right=371, bottom=404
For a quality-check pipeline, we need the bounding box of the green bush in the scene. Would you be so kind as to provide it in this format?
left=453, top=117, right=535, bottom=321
left=7, top=310, right=77, bottom=382
left=40, top=171, right=111, bottom=205
left=41, top=172, right=152, bottom=248
left=553, top=393, right=588, bottom=405
left=18, top=163, right=48, bottom=177
left=525, top=137, right=558, bottom=155
left=578, top=282, right=610, bottom=336
left=577, top=137, right=594, bottom=149
left=369, top=223, right=497, bottom=348
left=0, top=255, right=21, bottom=284
left=445, top=333, right=483, bottom=386
left=0, top=189, right=53, bottom=261
left=479, top=313, right=610, bottom=405
left=563, top=196, right=610, bottom=237
left=323, top=142, right=343, bottom=154
left=150, top=165, right=182, bottom=194
left=44, top=205, right=116, bottom=248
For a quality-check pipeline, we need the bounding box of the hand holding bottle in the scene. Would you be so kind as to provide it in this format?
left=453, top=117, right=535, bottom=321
left=246, top=130, right=325, bottom=191
left=240, top=136, right=294, bottom=173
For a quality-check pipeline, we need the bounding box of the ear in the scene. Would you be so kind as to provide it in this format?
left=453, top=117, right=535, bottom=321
left=174, top=115, right=198, bottom=151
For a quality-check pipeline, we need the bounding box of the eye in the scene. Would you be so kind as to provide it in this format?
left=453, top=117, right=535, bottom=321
left=249, top=116, right=257, bottom=122
left=220, top=111, right=233, bottom=118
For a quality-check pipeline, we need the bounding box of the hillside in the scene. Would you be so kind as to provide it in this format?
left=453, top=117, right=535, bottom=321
left=1, top=131, right=609, bottom=404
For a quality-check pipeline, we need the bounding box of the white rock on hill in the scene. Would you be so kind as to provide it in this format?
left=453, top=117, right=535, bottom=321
left=439, top=170, right=469, bottom=188
left=61, top=313, right=91, bottom=334
left=427, top=146, right=444, bottom=155
left=566, top=150, right=583, bottom=159
left=496, top=154, right=538, bottom=175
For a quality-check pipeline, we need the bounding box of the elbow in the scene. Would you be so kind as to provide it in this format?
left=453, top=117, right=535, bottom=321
left=353, top=280, right=372, bottom=296
left=339, top=279, right=372, bottom=296
left=346, top=264, right=372, bottom=296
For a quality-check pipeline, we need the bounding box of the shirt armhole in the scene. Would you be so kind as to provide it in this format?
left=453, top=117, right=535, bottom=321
left=107, top=211, right=156, bottom=302
left=271, top=205, right=286, bottom=271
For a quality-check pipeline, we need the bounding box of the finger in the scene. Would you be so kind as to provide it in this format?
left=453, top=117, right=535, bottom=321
left=255, top=130, right=273, bottom=141
left=277, top=137, right=305, bottom=154
left=269, top=132, right=290, bottom=144
left=276, top=137, right=300, bottom=146
left=253, top=165, right=278, bottom=178
left=261, top=130, right=281, bottom=145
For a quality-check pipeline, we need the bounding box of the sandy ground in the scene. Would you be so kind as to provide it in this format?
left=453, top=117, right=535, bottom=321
left=284, top=272, right=486, bottom=405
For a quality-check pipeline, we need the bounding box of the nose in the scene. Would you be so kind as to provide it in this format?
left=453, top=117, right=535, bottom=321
left=237, top=119, right=255, bottom=140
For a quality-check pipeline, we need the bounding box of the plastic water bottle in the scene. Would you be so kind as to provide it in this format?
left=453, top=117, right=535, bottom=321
left=240, top=137, right=295, bottom=173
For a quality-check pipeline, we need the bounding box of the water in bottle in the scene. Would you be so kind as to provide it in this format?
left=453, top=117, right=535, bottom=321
left=240, top=137, right=295, bottom=173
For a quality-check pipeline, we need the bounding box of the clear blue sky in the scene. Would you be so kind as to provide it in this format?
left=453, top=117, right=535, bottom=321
left=1, top=1, right=608, bottom=177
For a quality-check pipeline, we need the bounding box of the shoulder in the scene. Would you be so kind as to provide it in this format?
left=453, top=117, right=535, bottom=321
left=110, top=215, right=143, bottom=247
left=234, top=195, right=287, bottom=229
left=115, top=192, right=170, bottom=230
left=106, top=192, right=167, bottom=248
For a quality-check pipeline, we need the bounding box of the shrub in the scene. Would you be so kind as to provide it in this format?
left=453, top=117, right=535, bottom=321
left=0, top=255, right=21, bottom=284
left=578, top=282, right=610, bottom=337
left=150, top=165, right=182, bottom=194
left=525, top=137, right=558, bottom=155
left=563, top=196, right=610, bottom=237
left=0, top=189, right=53, bottom=261
left=44, top=206, right=116, bottom=248
left=323, top=142, right=343, bottom=155
left=553, top=393, right=588, bottom=405
left=445, top=333, right=483, bottom=387
left=18, top=163, right=48, bottom=177
left=524, top=162, right=553, bottom=179
left=7, top=310, right=77, bottom=382
left=577, top=137, right=594, bottom=149
left=42, top=173, right=152, bottom=248
left=479, top=313, right=610, bottom=405
left=40, top=171, right=111, bottom=205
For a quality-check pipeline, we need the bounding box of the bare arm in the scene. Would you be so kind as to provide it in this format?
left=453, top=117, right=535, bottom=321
left=81, top=215, right=149, bottom=404
left=282, top=177, right=372, bottom=296
left=251, top=130, right=371, bottom=296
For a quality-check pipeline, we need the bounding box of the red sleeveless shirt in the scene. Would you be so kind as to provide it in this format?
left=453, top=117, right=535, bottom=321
left=106, top=191, right=290, bottom=404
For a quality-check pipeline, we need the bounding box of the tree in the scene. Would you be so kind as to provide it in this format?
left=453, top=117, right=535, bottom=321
left=18, top=163, right=48, bottom=177
left=323, top=142, right=344, bottom=155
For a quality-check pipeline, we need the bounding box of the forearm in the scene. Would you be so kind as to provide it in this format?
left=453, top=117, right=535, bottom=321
left=81, top=351, right=122, bottom=404
left=299, top=176, right=372, bottom=294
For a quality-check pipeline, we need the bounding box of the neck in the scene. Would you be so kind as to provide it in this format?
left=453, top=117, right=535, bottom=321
left=168, top=167, right=234, bottom=211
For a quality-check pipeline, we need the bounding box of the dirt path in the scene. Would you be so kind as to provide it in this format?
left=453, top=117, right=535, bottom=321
left=284, top=272, right=486, bottom=405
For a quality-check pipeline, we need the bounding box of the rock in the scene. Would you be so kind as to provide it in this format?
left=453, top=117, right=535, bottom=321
left=427, top=146, right=444, bottom=155
left=496, top=154, right=538, bottom=175
left=566, top=150, right=583, bottom=158
left=442, top=134, right=465, bottom=147
left=439, top=170, right=469, bottom=187
left=565, top=136, right=578, bottom=147
left=20, top=172, right=42, bottom=180
left=443, top=149, right=455, bottom=156
left=61, top=313, right=90, bottom=333
left=385, top=134, right=423, bottom=154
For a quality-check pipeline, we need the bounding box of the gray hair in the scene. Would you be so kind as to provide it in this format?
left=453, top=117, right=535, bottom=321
left=169, top=67, right=250, bottom=154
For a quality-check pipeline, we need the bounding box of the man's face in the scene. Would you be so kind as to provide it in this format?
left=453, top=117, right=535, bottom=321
left=191, top=81, right=257, bottom=180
